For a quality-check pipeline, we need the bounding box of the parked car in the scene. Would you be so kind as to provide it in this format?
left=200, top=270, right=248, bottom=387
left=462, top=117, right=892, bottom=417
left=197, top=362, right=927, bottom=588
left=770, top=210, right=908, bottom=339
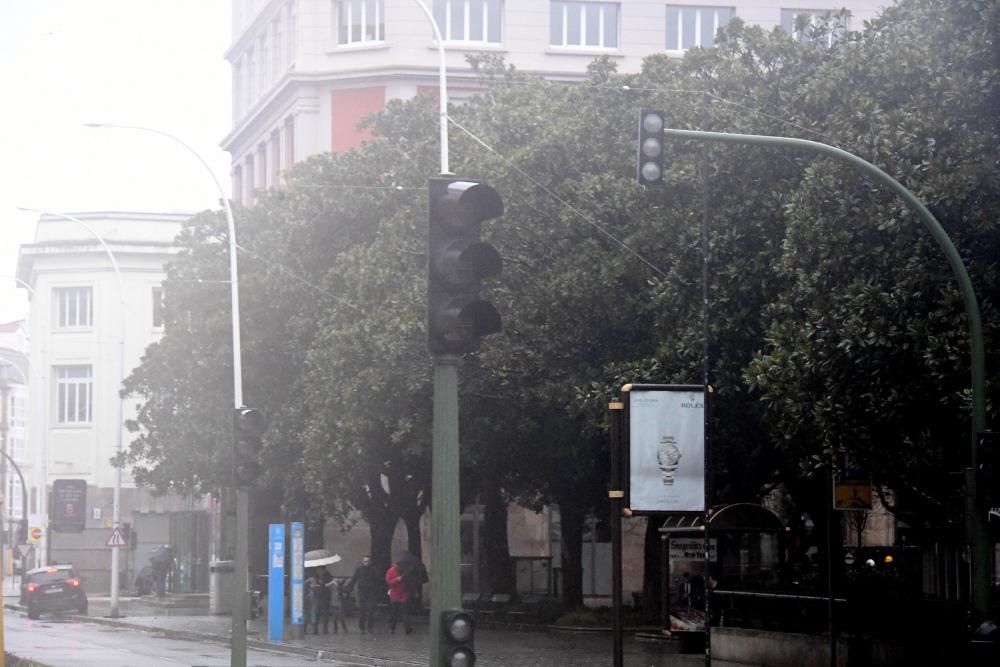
left=21, top=564, right=88, bottom=619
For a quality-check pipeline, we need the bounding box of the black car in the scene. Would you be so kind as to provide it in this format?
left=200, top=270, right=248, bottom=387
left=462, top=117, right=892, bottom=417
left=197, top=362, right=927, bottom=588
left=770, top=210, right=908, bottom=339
left=21, top=564, right=88, bottom=619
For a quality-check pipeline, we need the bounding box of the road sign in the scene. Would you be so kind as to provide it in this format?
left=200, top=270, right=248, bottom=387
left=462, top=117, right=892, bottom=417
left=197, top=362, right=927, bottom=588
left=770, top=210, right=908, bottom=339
left=16, top=544, right=33, bottom=559
left=834, top=481, right=873, bottom=510
left=29, top=527, right=42, bottom=541
left=106, top=526, right=128, bottom=548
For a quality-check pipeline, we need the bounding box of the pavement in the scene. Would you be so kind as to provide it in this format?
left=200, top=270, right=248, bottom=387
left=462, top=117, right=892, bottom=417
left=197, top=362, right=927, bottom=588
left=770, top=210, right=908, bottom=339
left=2, top=580, right=703, bottom=666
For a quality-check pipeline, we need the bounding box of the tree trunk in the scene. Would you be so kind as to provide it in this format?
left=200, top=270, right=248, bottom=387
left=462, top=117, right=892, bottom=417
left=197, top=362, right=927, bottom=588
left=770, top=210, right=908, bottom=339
left=368, top=512, right=396, bottom=575
left=402, top=509, right=423, bottom=561
left=483, top=483, right=514, bottom=595
left=558, top=500, right=586, bottom=608
left=641, top=516, right=662, bottom=622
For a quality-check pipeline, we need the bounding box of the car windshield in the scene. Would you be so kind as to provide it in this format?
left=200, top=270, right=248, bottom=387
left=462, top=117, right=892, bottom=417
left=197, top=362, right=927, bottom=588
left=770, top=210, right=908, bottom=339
left=29, top=569, right=75, bottom=584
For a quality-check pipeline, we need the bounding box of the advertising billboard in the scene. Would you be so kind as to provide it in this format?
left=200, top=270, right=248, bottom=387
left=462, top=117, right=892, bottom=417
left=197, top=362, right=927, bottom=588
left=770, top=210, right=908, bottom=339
left=625, top=385, right=705, bottom=513
left=51, top=479, right=87, bottom=532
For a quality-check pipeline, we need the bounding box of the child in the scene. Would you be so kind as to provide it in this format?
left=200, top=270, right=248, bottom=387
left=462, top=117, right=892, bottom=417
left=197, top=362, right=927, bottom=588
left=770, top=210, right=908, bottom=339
left=327, top=577, right=350, bottom=633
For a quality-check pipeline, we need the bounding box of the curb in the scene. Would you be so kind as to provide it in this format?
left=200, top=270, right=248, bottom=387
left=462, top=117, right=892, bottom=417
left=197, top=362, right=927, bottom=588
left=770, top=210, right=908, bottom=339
left=5, top=602, right=426, bottom=667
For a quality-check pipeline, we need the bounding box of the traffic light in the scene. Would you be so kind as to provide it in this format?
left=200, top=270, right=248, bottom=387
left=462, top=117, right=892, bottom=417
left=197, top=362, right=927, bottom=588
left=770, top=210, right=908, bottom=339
left=440, top=609, right=475, bottom=667
left=637, top=110, right=665, bottom=186
left=426, top=177, right=503, bottom=354
left=977, top=430, right=998, bottom=498
left=233, top=406, right=264, bottom=486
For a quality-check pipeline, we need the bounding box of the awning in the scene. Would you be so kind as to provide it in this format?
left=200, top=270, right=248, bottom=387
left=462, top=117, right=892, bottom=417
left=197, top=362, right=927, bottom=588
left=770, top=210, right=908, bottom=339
left=658, top=503, right=785, bottom=535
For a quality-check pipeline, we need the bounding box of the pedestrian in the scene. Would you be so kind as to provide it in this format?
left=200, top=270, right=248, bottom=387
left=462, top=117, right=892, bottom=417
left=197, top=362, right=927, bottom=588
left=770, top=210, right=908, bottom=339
left=326, top=578, right=350, bottom=633
left=385, top=558, right=413, bottom=635
left=346, top=554, right=381, bottom=634
left=305, top=567, right=332, bottom=634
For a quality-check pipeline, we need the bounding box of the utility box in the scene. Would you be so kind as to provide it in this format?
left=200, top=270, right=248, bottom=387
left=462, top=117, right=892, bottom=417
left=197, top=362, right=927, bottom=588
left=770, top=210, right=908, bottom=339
left=209, top=560, right=235, bottom=615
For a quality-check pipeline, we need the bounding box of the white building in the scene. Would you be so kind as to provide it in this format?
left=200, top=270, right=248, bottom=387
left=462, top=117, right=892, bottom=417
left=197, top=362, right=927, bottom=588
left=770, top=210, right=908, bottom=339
left=0, top=320, right=30, bottom=550
left=224, top=0, right=886, bottom=204
left=16, top=212, right=211, bottom=593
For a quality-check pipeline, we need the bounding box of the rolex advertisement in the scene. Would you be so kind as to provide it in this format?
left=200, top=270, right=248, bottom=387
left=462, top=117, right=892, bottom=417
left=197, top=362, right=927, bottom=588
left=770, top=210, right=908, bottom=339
left=627, top=385, right=705, bottom=513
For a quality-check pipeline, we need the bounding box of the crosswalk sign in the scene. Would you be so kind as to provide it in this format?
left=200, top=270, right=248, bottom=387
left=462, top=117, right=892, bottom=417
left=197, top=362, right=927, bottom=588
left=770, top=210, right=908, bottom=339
left=106, top=526, right=128, bottom=548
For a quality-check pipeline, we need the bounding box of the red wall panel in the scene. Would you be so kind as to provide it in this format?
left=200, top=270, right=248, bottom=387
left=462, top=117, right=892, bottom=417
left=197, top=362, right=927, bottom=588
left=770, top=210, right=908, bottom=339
left=331, top=87, right=386, bottom=153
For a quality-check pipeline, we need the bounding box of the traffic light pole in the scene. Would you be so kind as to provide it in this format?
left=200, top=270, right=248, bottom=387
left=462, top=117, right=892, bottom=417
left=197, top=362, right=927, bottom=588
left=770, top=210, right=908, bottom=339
left=663, top=128, right=989, bottom=615
left=430, top=354, right=463, bottom=667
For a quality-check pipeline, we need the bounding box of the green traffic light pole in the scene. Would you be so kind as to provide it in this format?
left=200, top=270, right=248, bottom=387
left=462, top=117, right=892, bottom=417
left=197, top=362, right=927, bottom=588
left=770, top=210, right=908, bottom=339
left=664, top=128, right=989, bottom=615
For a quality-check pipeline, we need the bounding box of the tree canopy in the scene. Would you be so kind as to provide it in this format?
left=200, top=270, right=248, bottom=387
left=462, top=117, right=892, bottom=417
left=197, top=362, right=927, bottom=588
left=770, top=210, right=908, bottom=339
left=119, top=0, right=999, bottom=605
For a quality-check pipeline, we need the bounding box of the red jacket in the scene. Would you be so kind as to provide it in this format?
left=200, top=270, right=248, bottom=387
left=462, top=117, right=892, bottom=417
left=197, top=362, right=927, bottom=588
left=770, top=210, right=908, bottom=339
left=385, top=563, right=410, bottom=603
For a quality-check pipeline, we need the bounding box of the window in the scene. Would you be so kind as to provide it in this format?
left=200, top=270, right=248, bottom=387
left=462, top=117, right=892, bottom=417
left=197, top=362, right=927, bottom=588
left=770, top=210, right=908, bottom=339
left=270, top=130, right=281, bottom=184
left=272, top=15, right=284, bottom=79
left=780, top=9, right=848, bottom=47
left=55, top=365, right=92, bottom=424
left=54, top=287, right=92, bottom=328
left=287, top=0, right=298, bottom=64
left=336, top=0, right=385, bottom=45
left=666, top=5, right=734, bottom=51
left=8, top=477, right=23, bottom=517
left=246, top=47, right=257, bottom=105
left=245, top=155, right=255, bottom=203
left=259, top=33, right=269, bottom=93
left=433, top=0, right=502, bottom=43
left=233, top=165, right=243, bottom=204
left=152, top=286, right=164, bottom=328
left=285, top=116, right=295, bottom=166
left=550, top=2, right=618, bottom=49
left=233, top=61, right=244, bottom=117
left=258, top=142, right=268, bottom=188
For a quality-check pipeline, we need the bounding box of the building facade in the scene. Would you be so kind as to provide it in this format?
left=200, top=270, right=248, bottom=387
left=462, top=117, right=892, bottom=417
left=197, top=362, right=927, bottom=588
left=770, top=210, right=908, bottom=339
left=0, top=321, right=30, bottom=553
left=224, top=0, right=886, bottom=204
left=16, top=212, right=211, bottom=594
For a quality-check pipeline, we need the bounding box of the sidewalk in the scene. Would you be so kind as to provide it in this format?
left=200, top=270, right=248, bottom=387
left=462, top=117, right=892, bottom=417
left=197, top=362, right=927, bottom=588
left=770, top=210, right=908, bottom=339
left=4, top=587, right=703, bottom=667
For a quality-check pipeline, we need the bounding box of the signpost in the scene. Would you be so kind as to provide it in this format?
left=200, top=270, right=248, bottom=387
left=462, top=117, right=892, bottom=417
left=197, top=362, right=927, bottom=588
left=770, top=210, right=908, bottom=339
left=268, top=524, right=285, bottom=642
left=289, top=522, right=304, bottom=639
left=29, top=527, right=41, bottom=542
left=106, top=527, right=128, bottom=548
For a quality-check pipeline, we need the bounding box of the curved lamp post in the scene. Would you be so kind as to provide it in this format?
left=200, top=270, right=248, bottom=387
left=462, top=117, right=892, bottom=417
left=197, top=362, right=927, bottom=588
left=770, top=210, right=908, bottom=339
left=83, top=123, right=247, bottom=665
left=17, top=206, right=127, bottom=617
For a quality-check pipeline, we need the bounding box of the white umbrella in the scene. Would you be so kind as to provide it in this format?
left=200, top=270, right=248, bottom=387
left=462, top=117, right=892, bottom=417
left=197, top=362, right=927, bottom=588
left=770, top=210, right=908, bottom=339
left=304, top=549, right=342, bottom=568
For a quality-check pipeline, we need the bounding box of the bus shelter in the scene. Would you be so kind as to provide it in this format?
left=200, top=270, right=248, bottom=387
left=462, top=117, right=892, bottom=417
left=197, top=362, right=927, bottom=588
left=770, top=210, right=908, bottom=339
left=659, top=503, right=786, bottom=635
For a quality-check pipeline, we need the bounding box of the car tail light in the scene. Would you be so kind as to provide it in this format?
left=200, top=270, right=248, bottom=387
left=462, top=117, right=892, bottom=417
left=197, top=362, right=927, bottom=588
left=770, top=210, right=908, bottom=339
left=68, top=578, right=80, bottom=587
left=27, top=584, right=36, bottom=592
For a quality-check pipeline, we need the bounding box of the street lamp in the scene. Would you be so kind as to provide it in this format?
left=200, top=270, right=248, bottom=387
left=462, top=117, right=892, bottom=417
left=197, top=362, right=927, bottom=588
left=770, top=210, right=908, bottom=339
left=17, top=206, right=127, bottom=617
left=83, top=122, right=248, bottom=667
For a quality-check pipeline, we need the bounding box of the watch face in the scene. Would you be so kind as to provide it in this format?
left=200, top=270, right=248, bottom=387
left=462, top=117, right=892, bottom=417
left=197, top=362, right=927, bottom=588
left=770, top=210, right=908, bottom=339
left=657, top=436, right=682, bottom=485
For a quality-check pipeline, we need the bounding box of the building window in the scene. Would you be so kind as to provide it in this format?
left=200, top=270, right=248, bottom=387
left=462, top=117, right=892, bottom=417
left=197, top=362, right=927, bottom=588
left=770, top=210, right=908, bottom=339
left=54, top=286, right=93, bottom=328
left=259, top=33, right=270, bottom=93
left=287, top=0, right=298, bottom=65
left=272, top=15, right=284, bottom=79
left=258, top=142, right=268, bottom=188
left=270, top=130, right=282, bottom=184
left=247, top=47, right=257, bottom=105
left=152, top=286, right=164, bottom=328
left=433, top=0, right=502, bottom=43
left=55, top=365, right=92, bottom=424
left=285, top=116, right=295, bottom=166
left=245, top=155, right=255, bottom=203
left=780, top=8, right=848, bottom=47
left=233, top=165, right=243, bottom=204
left=666, top=5, right=733, bottom=51
left=335, top=0, right=385, bottom=45
left=550, top=2, right=618, bottom=49
left=8, top=476, right=23, bottom=518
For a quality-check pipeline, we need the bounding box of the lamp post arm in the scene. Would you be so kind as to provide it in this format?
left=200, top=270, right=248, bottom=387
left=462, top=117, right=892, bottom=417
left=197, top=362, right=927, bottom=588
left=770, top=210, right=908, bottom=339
left=664, top=127, right=988, bottom=613
left=411, top=0, right=450, bottom=175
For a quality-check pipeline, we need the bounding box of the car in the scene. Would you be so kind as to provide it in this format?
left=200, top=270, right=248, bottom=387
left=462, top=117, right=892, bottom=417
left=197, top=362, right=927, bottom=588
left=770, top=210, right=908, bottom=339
left=21, top=564, right=88, bottom=619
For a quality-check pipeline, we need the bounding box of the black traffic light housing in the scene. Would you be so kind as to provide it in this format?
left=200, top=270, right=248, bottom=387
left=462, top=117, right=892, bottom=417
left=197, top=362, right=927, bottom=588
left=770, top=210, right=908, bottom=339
left=233, top=406, right=264, bottom=486
left=440, top=609, right=475, bottom=667
left=637, top=110, right=665, bottom=186
left=427, top=177, right=503, bottom=354
left=978, top=430, right=998, bottom=499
